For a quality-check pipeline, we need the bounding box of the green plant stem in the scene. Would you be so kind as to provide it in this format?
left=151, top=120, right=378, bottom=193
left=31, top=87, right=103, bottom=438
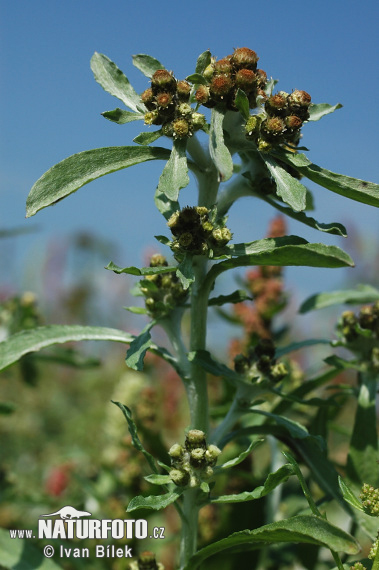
left=179, top=488, right=200, bottom=569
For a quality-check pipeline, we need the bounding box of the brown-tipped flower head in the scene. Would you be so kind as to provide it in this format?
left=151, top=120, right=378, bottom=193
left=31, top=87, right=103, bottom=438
left=176, top=80, right=191, bottom=101
left=151, top=69, right=176, bottom=93
left=210, top=74, right=233, bottom=98
left=231, top=47, right=259, bottom=70
left=235, top=69, right=256, bottom=92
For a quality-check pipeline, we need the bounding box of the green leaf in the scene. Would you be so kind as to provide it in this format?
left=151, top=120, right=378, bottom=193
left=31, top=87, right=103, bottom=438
left=220, top=439, right=263, bottom=469
left=90, top=52, right=142, bottom=112
left=338, top=476, right=364, bottom=512
left=102, top=108, right=145, bottom=124
left=105, top=261, right=177, bottom=276
left=176, top=254, right=195, bottom=289
left=125, top=321, right=155, bottom=371
left=144, top=474, right=172, bottom=485
left=26, top=146, right=170, bottom=217
left=124, top=306, right=148, bottom=315
left=127, top=490, right=183, bottom=512
left=0, top=528, right=63, bottom=569
left=260, top=192, right=347, bottom=237
left=276, top=338, right=331, bottom=358
left=272, top=149, right=379, bottom=208
left=134, top=129, right=163, bottom=145
left=186, top=73, right=208, bottom=86
left=0, top=325, right=134, bottom=372
left=250, top=409, right=319, bottom=443
left=263, top=154, right=307, bottom=212
left=307, top=102, right=343, bottom=122
left=132, top=54, right=165, bottom=78
left=112, top=401, right=158, bottom=473
left=347, top=375, right=379, bottom=487
left=195, top=50, right=212, bottom=74
left=156, top=138, right=189, bottom=202
left=209, top=106, right=234, bottom=182
left=183, top=515, right=359, bottom=569
left=212, top=464, right=294, bottom=503
left=209, top=238, right=354, bottom=285
left=299, top=284, right=379, bottom=313
left=208, top=290, right=253, bottom=306
left=154, top=187, right=180, bottom=220
left=234, top=89, right=250, bottom=120
left=188, top=350, right=243, bottom=384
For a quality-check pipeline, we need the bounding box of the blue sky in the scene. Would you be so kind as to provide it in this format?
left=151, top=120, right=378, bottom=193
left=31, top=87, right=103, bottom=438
left=1, top=0, right=379, bottom=312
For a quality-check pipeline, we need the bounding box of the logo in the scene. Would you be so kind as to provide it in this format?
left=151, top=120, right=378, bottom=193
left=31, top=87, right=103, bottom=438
left=8, top=505, right=165, bottom=561
left=40, top=506, right=92, bottom=520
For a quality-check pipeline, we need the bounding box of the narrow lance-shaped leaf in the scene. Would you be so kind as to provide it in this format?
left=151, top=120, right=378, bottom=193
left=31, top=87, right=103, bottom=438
left=220, top=439, right=263, bottom=470
left=0, top=325, right=135, bottom=372
left=307, top=102, right=343, bottom=122
left=102, top=109, right=145, bottom=124
left=299, top=284, right=379, bottom=313
left=347, top=374, right=379, bottom=487
left=156, top=138, right=189, bottom=203
left=112, top=401, right=158, bottom=474
left=90, top=52, right=142, bottom=112
left=105, top=261, right=177, bottom=276
left=134, top=130, right=163, bottom=146
left=209, top=106, right=234, bottom=182
left=212, top=463, right=294, bottom=503
left=26, top=146, right=171, bottom=217
left=132, top=54, right=165, bottom=78
left=183, top=515, right=359, bottom=569
left=208, top=290, right=253, bottom=306
left=272, top=148, right=379, bottom=208
left=263, top=154, right=307, bottom=212
left=125, top=321, right=155, bottom=371
left=260, top=193, right=347, bottom=237
left=127, top=490, right=184, bottom=513
left=206, top=237, right=354, bottom=287
left=338, top=477, right=365, bottom=512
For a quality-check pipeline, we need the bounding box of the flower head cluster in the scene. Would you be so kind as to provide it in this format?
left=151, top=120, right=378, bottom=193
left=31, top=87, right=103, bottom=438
left=139, top=254, right=188, bottom=318
left=129, top=551, right=164, bottom=570
left=168, top=430, right=221, bottom=488
left=234, top=338, right=287, bottom=384
left=350, top=563, right=367, bottom=570
left=142, top=70, right=205, bottom=139
left=167, top=206, right=232, bottom=257
left=245, top=89, right=311, bottom=151
left=195, top=47, right=267, bottom=111
left=360, top=483, right=379, bottom=516
left=337, top=302, right=379, bottom=369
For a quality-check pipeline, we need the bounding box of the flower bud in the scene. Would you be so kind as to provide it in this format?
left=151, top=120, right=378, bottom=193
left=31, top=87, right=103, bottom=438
left=288, top=90, right=311, bottom=108
left=141, top=88, right=155, bottom=110
left=156, top=92, right=173, bottom=109
left=179, top=232, right=193, bottom=248
left=176, top=103, right=191, bottom=117
left=245, top=115, right=262, bottom=138
left=231, top=47, right=259, bottom=70
left=258, top=139, right=272, bottom=152
left=162, top=122, right=174, bottom=137
left=149, top=254, right=167, bottom=267
left=210, top=74, right=233, bottom=99
left=214, top=58, right=233, bottom=75
left=203, top=64, right=215, bottom=81
left=195, top=85, right=211, bottom=105
left=167, top=211, right=180, bottom=231
left=261, top=117, right=286, bottom=141
left=191, top=112, right=206, bottom=131
left=177, top=80, right=191, bottom=101
left=235, top=69, right=256, bottom=92
left=169, top=443, right=184, bottom=460
left=151, top=69, right=176, bottom=93
left=285, top=115, right=303, bottom=130
left=137, top=551, right=159, bottom=570
left=270, top=362, right=288, bottom=382
left=172, top=118, right=190, bottom=139
left=234, top=354, right=250, bottom=373
left=185, top=429, right=206, bottom=450
left=265, top=93, right=288, bottom=116
left=169, top=468, right=190, bottom=486
left=144, top=111, right=160, bottom=126
left=203, top=465, right=214, bottom=478
left=190, top=447, right=206, bottom=467
left=255, top=69, right=267, bottom=88
left=359, top=306, right=377, bottom=331
left=205, top=444, right=221, bottom=466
